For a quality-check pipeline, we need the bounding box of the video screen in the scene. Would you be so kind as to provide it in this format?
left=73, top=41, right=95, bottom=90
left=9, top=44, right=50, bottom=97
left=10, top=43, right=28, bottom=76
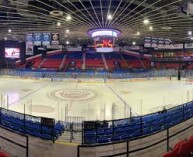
left=94, top=37, right=114, bottom=52
left=5, top=48, right=20, bottom=58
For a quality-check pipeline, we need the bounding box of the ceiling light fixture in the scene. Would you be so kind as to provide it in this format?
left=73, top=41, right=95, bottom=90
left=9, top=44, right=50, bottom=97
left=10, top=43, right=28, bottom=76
left=66, top=15, right=72, bottom=21
left=149, top=26, right=153, bottom=31
left=107, top=14, right=113, bottom=20
left=143, top=19, right=149, bottom=25
left=132, top=41, right=136, bottom=45
left=66, top=29, right=70, bottom=33
left=188, top=31, right=192, bottom=35
left=57, top=22, right=61, bottom=27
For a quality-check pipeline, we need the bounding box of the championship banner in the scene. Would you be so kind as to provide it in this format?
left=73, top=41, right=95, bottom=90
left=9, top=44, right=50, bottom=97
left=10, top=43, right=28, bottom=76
left=144, top=37, right=172, bottom=48
left=185, top=43, right=193, bottom=49
left=26, top=33, right=33, bottom=42
left=51, top=33, right=59, bottom=45
left=26, top=42, right=34, bottom=55
left=42, top=32, right=51, bottom=46
left=155, top=44, right=183, bottom=50
left=33, top=33, right=42, bottom=46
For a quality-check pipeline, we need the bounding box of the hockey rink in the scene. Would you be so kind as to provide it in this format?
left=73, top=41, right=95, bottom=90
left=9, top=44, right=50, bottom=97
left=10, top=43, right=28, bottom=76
left=0, top=76, right=193, bottom=121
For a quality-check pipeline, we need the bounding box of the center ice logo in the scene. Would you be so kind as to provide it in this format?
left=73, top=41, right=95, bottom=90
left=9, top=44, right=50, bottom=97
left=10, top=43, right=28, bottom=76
left=49, top=89, right=97, bottom=101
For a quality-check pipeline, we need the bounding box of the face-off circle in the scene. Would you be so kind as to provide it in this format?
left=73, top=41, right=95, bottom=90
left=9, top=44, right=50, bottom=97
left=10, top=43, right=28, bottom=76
left=49, top=89, right=97, bottom=101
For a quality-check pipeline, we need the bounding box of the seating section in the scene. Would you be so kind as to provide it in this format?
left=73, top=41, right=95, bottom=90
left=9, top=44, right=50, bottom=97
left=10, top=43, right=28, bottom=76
left=127, top=60, right=143, bottom=68
left=0, top=108, right=64, bottom=141
left=67, top=52, right=83, bottom=59
left=122, top=54, right=151, bottom=69
left=17, top=51, right=153, bottom=71
left=85, top=59, right=104, bottom=68
left=187, top=63, right=193, bottom=69
left=104, top=53, right=126, bottom=70
left=63, top=52, right=83, bottom=71
left=104, top=52, right=122, bottom=60
left=154, top=63, right=180, bottom=69
left=41, top=59, right=62, bottom=69
left=162, top=136, right=193, bottom=157
left=0, top=151, right=10, bottom=157
left=83, top=101, right=193, bottom=144
left=41, top=53, right=65, bottom=70
left=18, top=51, right=193, bottom=71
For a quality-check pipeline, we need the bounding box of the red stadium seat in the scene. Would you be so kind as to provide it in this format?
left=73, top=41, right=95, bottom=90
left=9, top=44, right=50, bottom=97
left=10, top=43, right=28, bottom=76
left=162, top=151, right=176, bottom=157
left=0, top=151, right=10, bottom=157
left=178, top=141, right=191, bottom=157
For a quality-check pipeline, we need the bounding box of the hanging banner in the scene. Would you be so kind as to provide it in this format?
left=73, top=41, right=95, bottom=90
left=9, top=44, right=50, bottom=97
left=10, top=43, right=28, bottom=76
left=26, top=42, right=34, bottom=55
left=33, top=33, right=42, bottom=46
left=42, top=32, right=51, bottom=46
left=26, top=33, right=33, bottom=42
left=185, top=43, right=193, bottom=49
left=51, top=33, right=59, bottom=45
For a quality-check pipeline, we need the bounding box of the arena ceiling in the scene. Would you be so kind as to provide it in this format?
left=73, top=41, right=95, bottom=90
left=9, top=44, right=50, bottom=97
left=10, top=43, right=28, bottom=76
left=0, top=0, right=192, bottom=45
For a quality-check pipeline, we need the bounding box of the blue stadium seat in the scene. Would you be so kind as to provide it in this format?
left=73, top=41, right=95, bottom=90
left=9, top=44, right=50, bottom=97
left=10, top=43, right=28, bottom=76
left=97, top=137, right=109, bottom=143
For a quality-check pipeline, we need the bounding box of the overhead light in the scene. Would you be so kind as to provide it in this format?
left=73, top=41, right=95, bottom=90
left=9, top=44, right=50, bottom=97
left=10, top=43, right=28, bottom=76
left=132, top=41, right=136, bottom=45
left=4, top=37, right=7, bottom=40
left=8, top=29, right=11, bottom=33
left=191, top=37, right=193, bottom=40
left=188, top=31, right=192, bottom=35
left=162, top=26, right=172, bottom=30
left=149, top=26, right=153, bottom=31
left=66, top=41, right=69, bottom=45
left=143, top=19, right=149, bottom=25
left=66, top=15, right=72, bottom=21
left=57, top=22, right=61, bottom=27
left=107, top=14, right=113, bottom=20
left=137, top=31, right=140, bottom=36
left=66, top=29, right=70, bottom=33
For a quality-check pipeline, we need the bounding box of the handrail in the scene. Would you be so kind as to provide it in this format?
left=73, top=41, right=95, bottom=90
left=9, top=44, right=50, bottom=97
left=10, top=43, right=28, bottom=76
left=78, top=117, right=193, bottom=157
left=0, top=125, right=29, bottom=157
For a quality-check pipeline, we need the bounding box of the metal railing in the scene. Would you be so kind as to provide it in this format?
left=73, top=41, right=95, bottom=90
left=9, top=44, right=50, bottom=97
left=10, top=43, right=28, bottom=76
left=0, top=125, right=29, bottom=157
left=0, top=107, right=56, bottom=143
left=77, top=106, right=193, bottom=156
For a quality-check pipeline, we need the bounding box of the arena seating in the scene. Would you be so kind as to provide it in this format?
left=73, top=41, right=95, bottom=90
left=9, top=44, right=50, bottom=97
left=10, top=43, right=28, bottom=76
left=0, top=151, right=10, bottom=157
left=154, top=63, right=180, bottom=69
left=187, top=63, right=193, bottom=69
left=85, top=59, right=105, bottom=68
left=103, top=52, right=122, bottom=60
left=64, top=59, right=82, bottom=70
left=41, top=59, right=62, bottom=69
left=40, top=53, right=65, bottom=70
left=62, top=52, right=83, bottom=71
left=162, top=136, right=193, bottom=157
left=122, top=54, right=150, bottom=69
left=86, top=52, right=102, bottom=59
left=16, top=51, right=153, bottom=72
left=83, top=101, right=193, bottom=144
left=32, top=58, right=42, bottom=69
left=0, top=108, right=65, bottom=141
left=67, top=52, right=83, bottom=59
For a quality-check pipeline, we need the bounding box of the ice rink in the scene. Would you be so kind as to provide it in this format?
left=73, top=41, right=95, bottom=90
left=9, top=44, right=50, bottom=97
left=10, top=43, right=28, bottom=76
left=0, top=77, right=193, bottom=121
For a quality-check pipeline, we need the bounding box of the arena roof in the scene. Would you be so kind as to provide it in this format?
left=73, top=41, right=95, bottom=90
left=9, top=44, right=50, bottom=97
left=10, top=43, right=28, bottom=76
left=0, top=0, right=192, bottom=45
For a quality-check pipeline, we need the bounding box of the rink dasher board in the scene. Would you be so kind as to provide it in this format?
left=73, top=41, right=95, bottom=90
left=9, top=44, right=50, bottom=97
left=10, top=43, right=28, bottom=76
left=0, top=76, right=187, bottom=82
